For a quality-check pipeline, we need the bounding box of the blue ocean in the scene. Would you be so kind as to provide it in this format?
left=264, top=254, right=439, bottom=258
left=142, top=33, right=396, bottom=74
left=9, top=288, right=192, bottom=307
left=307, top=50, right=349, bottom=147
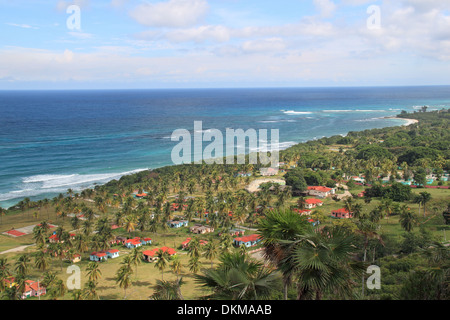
left=1, top=86, right=450, bottom=208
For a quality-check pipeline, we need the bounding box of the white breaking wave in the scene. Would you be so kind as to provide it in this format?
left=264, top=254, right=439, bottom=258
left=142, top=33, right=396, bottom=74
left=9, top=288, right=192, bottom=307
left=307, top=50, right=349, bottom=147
left=258, top=119, right=297, bottom=123
left=283, top=110, right=314, bottom=115
left=249, top=141, right=297, bottom=152
left=23, top=169, right=148, bottom=189
left=321, top=109, right=385, bottom=113
left=355, top=117, right=385, bottom=122
left=0, top=168, right=148, bottom=203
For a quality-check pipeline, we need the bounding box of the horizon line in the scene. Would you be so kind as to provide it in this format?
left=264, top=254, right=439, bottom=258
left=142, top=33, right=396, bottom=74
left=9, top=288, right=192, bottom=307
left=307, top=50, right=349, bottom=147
left=1, top=84, right=450, bottom=91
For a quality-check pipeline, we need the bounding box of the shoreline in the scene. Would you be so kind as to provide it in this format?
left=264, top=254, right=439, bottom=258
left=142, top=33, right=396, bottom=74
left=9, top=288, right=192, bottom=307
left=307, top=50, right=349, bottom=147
left=384, top=116, right=419, bottom=126
left=0, top=115, right=420, bottom=209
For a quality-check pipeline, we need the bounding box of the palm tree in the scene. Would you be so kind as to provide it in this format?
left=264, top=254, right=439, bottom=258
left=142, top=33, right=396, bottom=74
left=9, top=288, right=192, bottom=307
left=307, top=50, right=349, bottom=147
left=116, top=264, right=133, bottom=299
left=381, top=198, right=394, bottom=224
left=151, top=278, right=184, bottom=300
left=86, top=262, right=102, bottom=283
left=203, top=241, right=219, bottom=269
left=399, top=205, right=417, bottom=232
left=170, top=256, right=183, bottom=281
left=257, top=209, right=311, bottom=300
left=188, top=237, right=201, bottom=259
left=195, top=251, right=281, bottom=300
left=155, top=249, right=170, bottom=281
left=418, top=192, right=432, bottom=218
left=32, top=225, right=46, bottom=248
left=352, top=203, right=363, bottom=220
left=288, top=226, right=365, bottom=300
left=14, top=254, right=30, bottom=277
left=82, top=280, right=99, bottom=300
left=48, top=279, right=66, bottom=300
left=74, top=234, right=89, bottom=255
left=0, top=258, right=11, bottom=292
left=34, top=250, right=49, bottom=272
left=218, top=232, right=232, bottom=254
left=82, top=220, right=93, bottom=237
left=1, top=284, right=20, bottom=300
left=130, top=246, right=142, bottom=279
left=343, top=197, right=354, bottom=214
left=188, top=256, right=201, bottom=274
left=14, top=274, right=27, bottom=299
left=42, top=271, right=56, bottom=288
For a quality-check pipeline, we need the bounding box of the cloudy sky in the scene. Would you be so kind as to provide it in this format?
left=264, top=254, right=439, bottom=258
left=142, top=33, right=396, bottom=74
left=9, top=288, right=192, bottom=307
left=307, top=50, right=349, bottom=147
left=0, top=0, right=449, bottom=89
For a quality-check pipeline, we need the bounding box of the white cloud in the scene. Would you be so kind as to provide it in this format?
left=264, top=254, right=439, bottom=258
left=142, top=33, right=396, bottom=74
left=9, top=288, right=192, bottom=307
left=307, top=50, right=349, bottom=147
left=5, top=23, right=38, bottom=29
left=2, top=0, right=450, bottom=88
left=165, top=25, right=230, bottom=43
left=68, top=31, right=94, bottom=39
left=401, top=0, right=450, bottom=12
left=313, top=0, right=337, bottom=18
left=110, top=0, right=129, bottom=8
left=129, top=0, right=209, bottom=28
left=241, top=38, right=286, bottom=54
left=56, top=0, right=90, bottom=11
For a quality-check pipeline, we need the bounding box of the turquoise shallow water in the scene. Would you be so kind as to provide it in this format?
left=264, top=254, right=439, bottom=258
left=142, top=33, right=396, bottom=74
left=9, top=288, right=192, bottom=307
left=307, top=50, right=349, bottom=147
left=0, top=86, right=449, bottom=208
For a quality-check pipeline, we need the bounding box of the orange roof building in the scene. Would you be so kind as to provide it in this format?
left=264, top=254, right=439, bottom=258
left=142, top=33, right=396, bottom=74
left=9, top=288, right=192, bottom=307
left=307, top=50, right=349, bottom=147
left=143, top=247, right=177, bottom=262
left=233, top=234, right=261, bottom=248
left=331, top=208, right=352, bottom=219
left=307, top=186, right=335, bottom=198
left=304, top=198, right=324, bottom=209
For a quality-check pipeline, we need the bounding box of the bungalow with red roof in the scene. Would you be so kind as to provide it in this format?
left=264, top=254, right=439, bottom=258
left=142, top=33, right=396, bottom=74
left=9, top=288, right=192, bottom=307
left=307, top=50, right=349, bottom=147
left=142, top=249, right=158, bottom=262
left=106, top=249, right=120, bottom=259
left=90, top=252, right=108, bottom=262
left=21, top=280, right=46, bottom=299
left=125, top=238, right=142, bottom=249
left=304, top=198, right=324, bottom=209
left=49, top=233, right=76, bottom=243
left=331, top=208, right=352, bottom=219
left=159, top=246, right=177, bottom=256
left=142, top=247, right=177, bottom=262
left=233, top=234, right=261, bottom=248
left=307, top=186, right=335, bottom=198
left=3, top=277, right=42, bottom=299
left=181, top=237, right=208, bottom=249
left=48, top=234, right=59, bottom=243
left=135, top=193, right=147, bottom=198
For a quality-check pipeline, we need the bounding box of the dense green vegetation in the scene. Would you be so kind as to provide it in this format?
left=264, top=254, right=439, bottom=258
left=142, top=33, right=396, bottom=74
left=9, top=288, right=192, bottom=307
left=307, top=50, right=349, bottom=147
left=0, top=110, right=448, bottom=300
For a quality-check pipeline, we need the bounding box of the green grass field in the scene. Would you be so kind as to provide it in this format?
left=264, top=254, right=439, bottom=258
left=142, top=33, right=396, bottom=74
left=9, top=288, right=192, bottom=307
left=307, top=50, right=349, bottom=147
left=0, top=184, right=448, bottom=300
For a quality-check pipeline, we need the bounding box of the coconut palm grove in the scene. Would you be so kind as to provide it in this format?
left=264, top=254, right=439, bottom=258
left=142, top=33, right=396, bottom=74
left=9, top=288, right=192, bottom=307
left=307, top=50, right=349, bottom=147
left=0, top=110, right=449, bottom=301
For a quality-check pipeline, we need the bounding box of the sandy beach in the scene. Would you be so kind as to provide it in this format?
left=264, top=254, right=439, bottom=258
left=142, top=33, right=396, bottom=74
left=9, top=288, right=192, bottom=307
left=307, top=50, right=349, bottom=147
left=384, top=117, right=419, bottom=126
